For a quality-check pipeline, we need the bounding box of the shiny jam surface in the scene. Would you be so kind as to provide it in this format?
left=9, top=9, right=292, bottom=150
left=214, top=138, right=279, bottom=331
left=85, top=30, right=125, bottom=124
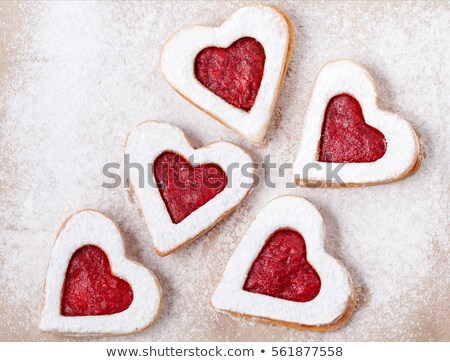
left=153, top=151, right=227, bottom=224
left=318, top=94, right=387, bottom=163
left=194, top=37, right=265, bottom=111
left=244, top=229, right=321, bottom=302
left=61, top=245, right=133, bottom=316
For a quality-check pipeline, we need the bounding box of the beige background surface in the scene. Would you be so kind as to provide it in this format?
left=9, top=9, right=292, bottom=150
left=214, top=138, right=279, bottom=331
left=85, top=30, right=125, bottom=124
left=0, top=1, right=449, bottom=341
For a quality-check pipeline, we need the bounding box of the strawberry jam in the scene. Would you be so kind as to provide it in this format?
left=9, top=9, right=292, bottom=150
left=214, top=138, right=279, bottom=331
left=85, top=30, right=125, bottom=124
left=244, top=229, right=321, bottom=302
left=153, top=151, right=227, bottom=224
left=61, top=245, right=133, bottom=316
left=318, top=94, right=387, bottom=163
left=194, top=37, right=265, bottom=111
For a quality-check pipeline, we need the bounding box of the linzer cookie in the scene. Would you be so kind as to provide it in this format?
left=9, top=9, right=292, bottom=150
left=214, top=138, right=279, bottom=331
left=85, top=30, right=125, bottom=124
left=160, top=5, right=294, bottom=143
left=125, top=121, right=254, bottom=256
left=40, top=210, right=162, bottom=335
left=293, top=60, right=421, bottom=187
left=211, top=196, right=355, bottom=331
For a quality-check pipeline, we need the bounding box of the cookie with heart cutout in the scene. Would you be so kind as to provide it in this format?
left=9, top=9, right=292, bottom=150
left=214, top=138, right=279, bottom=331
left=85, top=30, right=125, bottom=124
left=211, top=196, right=356, bottom=331
left=160, top=4, right=294, bottom=143
left=39, top=209, right=162, bottom=336
left=293, top=59, right=422, bottom=187
left=124, top=121, right=254, bottom=256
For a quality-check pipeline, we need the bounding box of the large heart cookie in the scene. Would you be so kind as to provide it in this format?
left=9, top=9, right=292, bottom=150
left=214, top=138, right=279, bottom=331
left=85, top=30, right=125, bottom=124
left=211, top=196, right=355, bottom=331
left=125, top=121, right=254, bottom=256
left=293, top=60, right=421, bottom=187
left=40, top=210, right=161, bottom=335
left=160, top=5, right=294, bottom=143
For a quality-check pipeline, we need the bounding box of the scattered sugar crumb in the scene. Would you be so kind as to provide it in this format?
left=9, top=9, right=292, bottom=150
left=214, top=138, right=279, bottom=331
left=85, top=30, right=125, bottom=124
left=0, top=1, right=448, bottom=341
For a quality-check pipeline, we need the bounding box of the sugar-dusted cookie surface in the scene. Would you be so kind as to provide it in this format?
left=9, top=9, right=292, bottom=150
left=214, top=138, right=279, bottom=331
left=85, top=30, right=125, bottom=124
left=160, top=4, right=294, bottom=143
left=40, top=210, right=162, bottom=336
left=125, top=121, right=254, bottom=256
left=212, top=196, right=355, bottom=331
left=293, top=59, right=421, bottom=187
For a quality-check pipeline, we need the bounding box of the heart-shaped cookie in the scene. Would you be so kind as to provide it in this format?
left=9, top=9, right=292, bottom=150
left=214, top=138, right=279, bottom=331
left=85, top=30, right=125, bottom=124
left=160, top=5, right=294, bottom=143
left=293, top=60, right=421, bottom=187
left=125, top=121, right=254, bottom=256
left=211, top=196, right=355, bottom=331
left=40, top=210, right=161, bottom=335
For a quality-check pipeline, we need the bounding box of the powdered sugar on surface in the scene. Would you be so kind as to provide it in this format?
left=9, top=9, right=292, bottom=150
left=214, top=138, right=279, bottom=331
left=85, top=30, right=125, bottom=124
left=0, top=1, right=449, bottom=341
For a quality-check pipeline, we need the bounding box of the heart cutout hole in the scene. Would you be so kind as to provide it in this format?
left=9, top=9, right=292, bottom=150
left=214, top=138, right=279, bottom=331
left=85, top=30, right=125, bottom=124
left=318, top=94, right=387, bottom=163
left=153, top=151, right=228, bottom=224
left=194, top=37, right=266, bottom=111
left=244, top=228, right=321, bottom=303
left=61, top=245, right=133, bottom=317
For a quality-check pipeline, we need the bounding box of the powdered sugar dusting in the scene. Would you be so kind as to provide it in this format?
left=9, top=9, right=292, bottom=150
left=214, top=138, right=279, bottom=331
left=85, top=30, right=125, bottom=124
left=0, top=1, right=448, bottom=341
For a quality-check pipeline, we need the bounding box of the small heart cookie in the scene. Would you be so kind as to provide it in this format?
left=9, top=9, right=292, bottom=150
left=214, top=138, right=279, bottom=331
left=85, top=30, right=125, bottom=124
left=125, top=121, right=254, bottom=256
left=160, top=5, right=294, bottom=143
left=40, top=210, right=161, bottom=336
left=211, top=196, right=355, bottom=331
left=293, top=60, right=421, bottom=187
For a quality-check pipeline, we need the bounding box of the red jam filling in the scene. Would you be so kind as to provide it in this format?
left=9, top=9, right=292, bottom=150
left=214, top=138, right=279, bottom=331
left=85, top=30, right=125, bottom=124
left=153, top=151, right=227, bottom=224
left=244, top=229, right=321, bottom=303
left=318, top=94, right=387, bottom=163
left=61, top=245, right=133, bottom=316
left=194, top=37, right=265, bottom=111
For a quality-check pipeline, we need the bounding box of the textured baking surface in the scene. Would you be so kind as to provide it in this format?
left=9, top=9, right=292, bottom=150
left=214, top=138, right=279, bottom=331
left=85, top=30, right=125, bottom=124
left=0, top=0, right=449, bottom=341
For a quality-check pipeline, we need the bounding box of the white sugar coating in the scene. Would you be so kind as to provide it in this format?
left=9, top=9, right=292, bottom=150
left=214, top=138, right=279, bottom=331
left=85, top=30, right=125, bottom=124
left=0, top=1, right=449, bottom=341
